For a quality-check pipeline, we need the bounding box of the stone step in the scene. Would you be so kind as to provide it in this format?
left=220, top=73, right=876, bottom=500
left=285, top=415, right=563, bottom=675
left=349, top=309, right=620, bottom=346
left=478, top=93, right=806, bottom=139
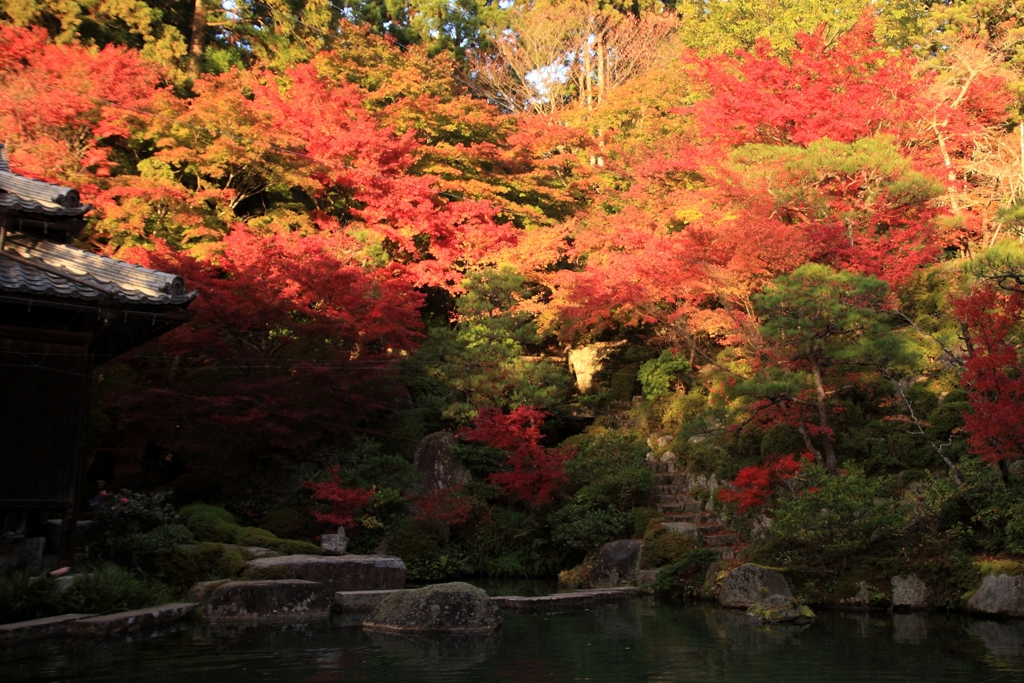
left=657, top=502, right=702, bottom=514
left=67, top=603, right=195, bottom=638
left=661, top=512, right=703, bottom=524
left=702, top=532, right=741, bottom=548
left=244, top=554, right=406, bottom=592
left=656, top=485, right=682, bottom=496
left=654, top=493, right=700, bottom=505
left=492, top=588, right=641, bottom=613
left=0, top=613, right=95, bottom=646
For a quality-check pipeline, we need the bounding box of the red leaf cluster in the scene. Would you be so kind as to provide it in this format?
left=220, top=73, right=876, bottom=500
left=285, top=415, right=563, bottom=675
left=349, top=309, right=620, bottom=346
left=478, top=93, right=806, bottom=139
left=954, top=286, right=1024, bottom=465
left=458, top=407, right=570, bottom=506
left=718, top=453, right=810, bottom=511
left=304, top=466, right=375, bottom=529
left=411, top=486, right=476, bottom=526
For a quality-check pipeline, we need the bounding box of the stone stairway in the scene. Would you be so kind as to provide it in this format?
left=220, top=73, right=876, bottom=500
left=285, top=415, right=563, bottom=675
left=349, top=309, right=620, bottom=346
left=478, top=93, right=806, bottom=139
left=652, top=466, right=747, bottom=563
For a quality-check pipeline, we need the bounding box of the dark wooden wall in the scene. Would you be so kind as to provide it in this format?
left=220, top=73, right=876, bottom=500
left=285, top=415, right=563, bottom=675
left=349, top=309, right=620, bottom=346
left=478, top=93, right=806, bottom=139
left=0, top=325, right=91, bottom=508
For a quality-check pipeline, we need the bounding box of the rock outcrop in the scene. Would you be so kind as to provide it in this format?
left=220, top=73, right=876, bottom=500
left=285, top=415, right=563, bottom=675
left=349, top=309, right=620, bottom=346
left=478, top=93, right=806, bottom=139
left=413, top=432, right=470, bottom=494
left=588, top=539, right=643, bottom=588
left=363, top=582, right=502, bottom=634
left=968, top=574, right=1024, bottom=617
left=718, top=564, right=792, bottom=608
left=244, top=554, right=406, bottom=592
left=892, top=574, right=929, bottom=609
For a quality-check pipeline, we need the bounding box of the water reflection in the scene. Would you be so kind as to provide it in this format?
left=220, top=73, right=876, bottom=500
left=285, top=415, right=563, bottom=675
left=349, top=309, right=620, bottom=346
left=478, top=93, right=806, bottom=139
left=6, top=602, right=1024, bottom=683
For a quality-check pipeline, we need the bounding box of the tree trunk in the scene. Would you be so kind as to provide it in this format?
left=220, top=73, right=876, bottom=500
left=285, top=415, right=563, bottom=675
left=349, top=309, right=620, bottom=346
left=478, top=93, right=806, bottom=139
left=810, top=356, right=839, bottom=475
left=189, top=0, right=207, bottom=77
left=596, top=36, right=606, bottom=105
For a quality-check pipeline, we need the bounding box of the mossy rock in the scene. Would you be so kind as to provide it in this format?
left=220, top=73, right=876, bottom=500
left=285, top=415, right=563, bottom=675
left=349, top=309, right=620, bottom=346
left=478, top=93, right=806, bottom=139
left=747, top=594, right=815, bottom=624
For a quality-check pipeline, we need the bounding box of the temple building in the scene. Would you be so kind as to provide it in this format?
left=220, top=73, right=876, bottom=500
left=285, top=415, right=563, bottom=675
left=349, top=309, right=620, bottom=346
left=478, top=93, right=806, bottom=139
left=0, top=144, right=196, bottom=565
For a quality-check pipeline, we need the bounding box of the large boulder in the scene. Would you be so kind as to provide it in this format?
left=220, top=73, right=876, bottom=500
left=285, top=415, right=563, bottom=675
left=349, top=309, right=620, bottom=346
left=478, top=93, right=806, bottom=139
left=589, top=540, right=643, bottom=588
left=892, top=574, right=929, bottom=609
left=968, top=574, right=1024, bottom=617
left=244, top=555, right=406, bottom=592
left=746, top=594, right=815, bottom=625
left=719, top=564, right=792, bottom=608
left=363, top=582, right=502, bottom=634
left=414, top=432, right=470, bottom=495
left=196, top=580, right=332, bottom=622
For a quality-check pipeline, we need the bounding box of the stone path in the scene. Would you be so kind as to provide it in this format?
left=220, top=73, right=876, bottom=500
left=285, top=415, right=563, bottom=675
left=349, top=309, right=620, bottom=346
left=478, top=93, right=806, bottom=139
left=650, top=458, right=747, bottom=563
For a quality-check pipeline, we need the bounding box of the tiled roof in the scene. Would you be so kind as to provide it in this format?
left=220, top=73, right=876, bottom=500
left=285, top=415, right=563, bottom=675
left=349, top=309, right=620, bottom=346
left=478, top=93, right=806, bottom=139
left=0, top=232, right=197, bottom=306
left=0, top=144, right=91, bottom=217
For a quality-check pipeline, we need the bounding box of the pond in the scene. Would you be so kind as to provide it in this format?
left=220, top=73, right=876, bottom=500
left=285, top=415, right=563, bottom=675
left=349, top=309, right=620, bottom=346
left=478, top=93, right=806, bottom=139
left=6, top=600, right=1024, bottom=683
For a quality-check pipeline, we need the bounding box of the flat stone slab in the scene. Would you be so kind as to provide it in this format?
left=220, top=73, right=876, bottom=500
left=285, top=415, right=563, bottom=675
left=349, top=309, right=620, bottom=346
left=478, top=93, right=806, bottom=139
left=244, top=555, right=406, bottom=591
left=0, top=613, right=95, bottom=646
left=363, top=582, right=501, bottom=634
left=201, top=580, right=331, bottom=622
left=336, top=589, right=406, bottom=613
left=67, top=603, right=195, bottom=638
left=492, top=588, right=641, bottom=613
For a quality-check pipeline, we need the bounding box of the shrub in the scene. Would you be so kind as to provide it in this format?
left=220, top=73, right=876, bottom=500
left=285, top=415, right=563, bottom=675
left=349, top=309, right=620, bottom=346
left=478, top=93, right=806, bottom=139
left=640, top=528, right=698, bottom=569
left=638, top=351, right=689, bottom=399
left=90, top=491, right=186, bottom=567
left=275, top=540, right=321, bottom=555
left=180, top=505, right=237, bottom=542
left=234, top=527, right=280, bottom=548
left=564, top=431, right=654, bottom=511
left=549, top=502, right=631, bottom=553
left=217, top=547, right=251, bottom=577
left=261, top=508, right=306, bottom=539
left=0, top=572, right=63, bottom=624
left=757, top=465, right=910, bottom=571
left=629, top=507, right=661, bottom=538
left=154, top=542, right=229, bottom=590
left=63, top=564, right=172, bottom=615
left=652, top=548, right=719, bottom=601
left=179, top=504, right=234, bottom=525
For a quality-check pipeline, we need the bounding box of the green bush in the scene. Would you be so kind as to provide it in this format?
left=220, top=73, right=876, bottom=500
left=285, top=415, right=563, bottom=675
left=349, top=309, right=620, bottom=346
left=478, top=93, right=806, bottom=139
left=63, top=564, right=172, bottom=615
left=217, top=547, right=251, bottom=577
left=180, top=505, right=238, bottom=542
left=629, top=507, right=661, bottom=539
left=234, top=527, right=279, bottom=547
left=757, top=465, right=910, bottom=571
left=154, top=542, right=229, bottom=590
left=652, top=548, right=719, bottom=601
left=564, top=431, right=654, bottom=511
left=275, top=540, right=321, bottom=555
left=638, top=351, right=689, bottom=399
left=463, top=507, right=558, bottom=578
left=89, top=491, right=186, bottom=568
left=260, top=508, right=306, bottom=539
left=0, top=564, right=172, bottom=625
left=549, top=502, right=631, bottom=553
left=179, top=504, right=234, bottom=525
left=640, top=527, right=698, bottom=569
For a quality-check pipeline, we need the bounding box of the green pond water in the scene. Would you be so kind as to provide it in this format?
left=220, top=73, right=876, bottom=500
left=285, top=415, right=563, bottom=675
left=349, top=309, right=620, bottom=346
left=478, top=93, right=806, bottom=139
left=5, top=600, right=1024, bottom=683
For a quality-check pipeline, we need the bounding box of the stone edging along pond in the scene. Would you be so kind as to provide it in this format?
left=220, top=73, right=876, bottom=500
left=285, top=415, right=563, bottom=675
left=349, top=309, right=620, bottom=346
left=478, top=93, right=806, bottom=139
left=6, top=554, right=1024, bottom=645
